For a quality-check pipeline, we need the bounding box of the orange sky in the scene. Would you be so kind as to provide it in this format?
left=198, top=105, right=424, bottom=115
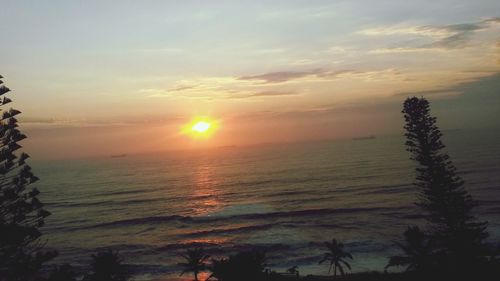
left=1, top=1, right=499, bottom=159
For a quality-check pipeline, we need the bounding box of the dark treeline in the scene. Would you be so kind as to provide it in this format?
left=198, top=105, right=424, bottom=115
left=1, top=75, right=499, bottom=281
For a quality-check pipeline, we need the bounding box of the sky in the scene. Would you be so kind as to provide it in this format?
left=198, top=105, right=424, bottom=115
left=1, top=0, right=499, bottom=159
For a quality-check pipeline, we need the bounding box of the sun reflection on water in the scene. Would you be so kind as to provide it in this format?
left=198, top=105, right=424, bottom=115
left=189, top=163, right=222, bottom=215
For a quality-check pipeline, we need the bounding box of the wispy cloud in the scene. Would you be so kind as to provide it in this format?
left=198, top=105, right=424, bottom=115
left=139, top=77, right=301, bottom=100
left=142, top=77, right=239, bottom=99
left=167, top=85, right=197, bottom=92
left=229, top=91, right=300, bottom=99
left=363, top=17, right=500, bottom=52
left=237, top=69, right=359, bottom=83
left=238, top=69, right=320, bottom=83
left=237, top=68, right=402, bottom=83
left=394, top=72, right=500, bottom=98
left=19, top=117, right=133, bottom=128
left=369, top=47, right=448, bottom=54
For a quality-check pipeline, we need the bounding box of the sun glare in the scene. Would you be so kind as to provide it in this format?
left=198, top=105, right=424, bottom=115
left=192, top=121, right=211, bottom=133
left=182, top=117, right=218, bottom=139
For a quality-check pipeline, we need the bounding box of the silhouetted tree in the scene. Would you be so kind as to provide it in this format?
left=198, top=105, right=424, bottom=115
left=47, top=264, right=78, bottom=281
left=386, top=226, right=435, bottom=272
left=207, top=258, right=230, bottom=281
left=401, top=97, right=489, bottom=271
left=319, top=239, right=353, bottom=277
left=208, top=249, right=268, bottom=281
left=286, top=265, right=299, bottom=276
left=0, top=75, right=56, bottom=281
left=179, top=247, right=210, bottom=281
left=84, top=250, right=127, bottom=281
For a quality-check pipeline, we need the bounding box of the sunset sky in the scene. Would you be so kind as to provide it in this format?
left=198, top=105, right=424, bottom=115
left=1, top=0, right=499, bottom=158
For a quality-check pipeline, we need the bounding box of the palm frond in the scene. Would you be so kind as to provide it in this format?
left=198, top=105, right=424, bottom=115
left=337, top=262, right=345, bottom=276
left=340, top=259, right=351, bottom=270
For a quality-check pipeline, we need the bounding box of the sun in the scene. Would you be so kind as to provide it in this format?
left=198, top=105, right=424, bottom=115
left=182, top=117, right=218, bottom=139
left=191, top=121, right=211, bottom=133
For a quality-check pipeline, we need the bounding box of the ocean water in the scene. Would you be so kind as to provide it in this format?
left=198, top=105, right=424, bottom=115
left=35, top=129, right=500, bottom=280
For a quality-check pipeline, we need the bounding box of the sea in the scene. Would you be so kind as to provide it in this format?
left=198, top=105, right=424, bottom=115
left=35, top=129, right=500, bottom=280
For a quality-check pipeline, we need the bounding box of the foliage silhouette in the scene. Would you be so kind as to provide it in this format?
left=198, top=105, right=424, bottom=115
left=208, top=249, right=268, bottom=281
left=179, top=247, right=210, bottom=281
left=319, top=239, right=353, bottom=277
left=0, top=75, right=56, bottom=281
left=286, top=265, right=299, bottom=276
left=385, top=226, right=435, bottom=272
left=393, top=97, right=490, bottom=273
left=83, top=250, right=128, bottom=281
left=47, top=264, right=77, bottom=281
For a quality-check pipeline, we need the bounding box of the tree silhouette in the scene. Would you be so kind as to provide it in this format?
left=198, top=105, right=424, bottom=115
left=401, top=97, right=489, bottom=271
left=207, top=257, right=230, bottom=281
left=319, top=239, right=353, bottom=277
left=286, top=265, right=299, bottom=276
left=386, top=226, right=435, bottom=272
left=47, top=264, right=78, bottom=281
left=84, top=250, right=128, bottom=281
left=179, top=247, right=210, bottom=281
left=207, top=249, right=267, bottom=281
left=0, top=75, right=56, bottom=280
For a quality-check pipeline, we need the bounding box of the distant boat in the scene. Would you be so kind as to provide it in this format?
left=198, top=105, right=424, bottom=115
left=110, top=154, right=127, bottom=158
left=352, top=135, right=376, bottom=141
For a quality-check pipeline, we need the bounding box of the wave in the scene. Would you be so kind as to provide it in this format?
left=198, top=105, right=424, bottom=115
left=96, top=188, right=153, bottom=197
left=48, top=200, right=116, bottom=207
left=179, top=223, right=275, bottom=238
left=263, top=189, right=314, bottom=198
left=47, top=197, right=167, bottom=208
left=156, top=241, right=292, bottom=253
left=356, top=184, right=412, bottom=196
left=91, top=215, right=192, bottom=228
left=88, top=206, right=401, bottom=229
left=156, top=241, right=220, bottom=251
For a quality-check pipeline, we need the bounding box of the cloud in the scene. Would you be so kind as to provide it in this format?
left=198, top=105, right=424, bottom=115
left=141, top=67, right=403, bottom=101
left=238, top=69, right=323, bottom=83
left=140, top=77, right=301, bottom=100
left=18, top=117, right=132, bottom=128
left=142, top=77, right=240, bottom=99
left=363, top=17, right=500, bottom=51
left=237, top=69, right=364, bottom=83
left=238, top=68, right=403, bottom=83
left=394, top=72, right=500, bottom=99
left=360, top=26, right=452, bottom=37
left=229, top=91, right=300, bottom=99
left=168, top=85, right=197, bottom=92
left=369, top=47, right=447, bottom=54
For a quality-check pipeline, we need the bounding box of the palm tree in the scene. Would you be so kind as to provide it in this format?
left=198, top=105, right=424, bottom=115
left=386, top=226, right=435, bottom=272
left=179, top=247, right=210, bottom=281
left=319, top=239, right=353, bottom=278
